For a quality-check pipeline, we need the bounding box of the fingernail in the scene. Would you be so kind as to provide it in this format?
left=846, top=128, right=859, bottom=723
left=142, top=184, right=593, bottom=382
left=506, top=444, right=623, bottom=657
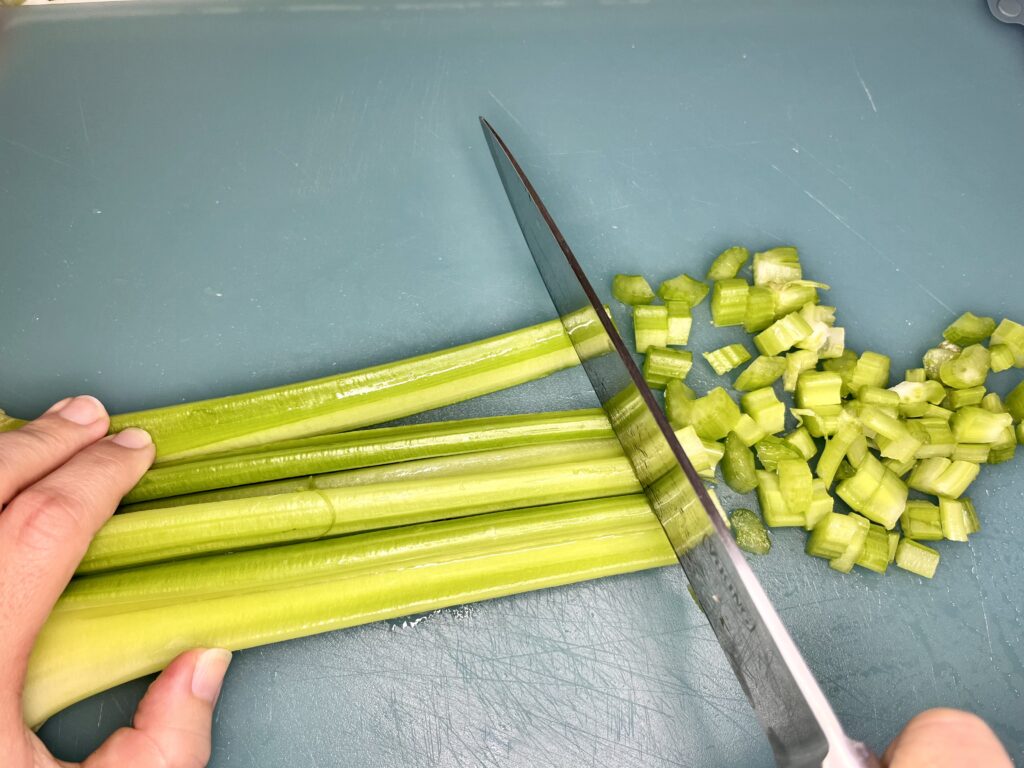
left=55, top=395, right=106, bottom=425
left=111, top=427, right=153, bottom=449
left=45, top=397, right=73, bottom=414
left=192, top=648, right=232, bottom=704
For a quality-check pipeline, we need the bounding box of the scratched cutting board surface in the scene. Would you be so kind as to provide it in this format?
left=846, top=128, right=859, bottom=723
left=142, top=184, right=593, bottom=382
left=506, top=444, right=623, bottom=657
left=1, top=0, right=1022, bottom=765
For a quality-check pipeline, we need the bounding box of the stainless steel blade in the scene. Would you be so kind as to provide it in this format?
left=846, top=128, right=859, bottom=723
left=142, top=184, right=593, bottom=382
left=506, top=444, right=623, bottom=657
left=480, top=117, right=877, bottom=768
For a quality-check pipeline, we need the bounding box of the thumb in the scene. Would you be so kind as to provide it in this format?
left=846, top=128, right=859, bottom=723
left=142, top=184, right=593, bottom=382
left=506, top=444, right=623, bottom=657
left=84, top=648, right=232, bottom=768
left=883, top=708, right=1012, bottom=768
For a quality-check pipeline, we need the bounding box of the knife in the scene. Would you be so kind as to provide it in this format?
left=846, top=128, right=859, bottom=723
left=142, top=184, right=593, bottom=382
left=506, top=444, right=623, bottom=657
left=480, top=117, right=879, bottom=768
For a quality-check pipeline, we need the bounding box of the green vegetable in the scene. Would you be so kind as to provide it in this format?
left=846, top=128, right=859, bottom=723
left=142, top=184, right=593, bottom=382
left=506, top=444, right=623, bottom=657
left=754, top=435, right=804, bottom=471
left=666, top=301, right=693, bottom=346
left=612, top=274, right=656, bottom=305
left=642, top=347, right=693, bottom=389
left=730, top=508, right=772, bottom=554
left=778, top=458, right=813, bottom=517
left=849, top=351, right=890, bottom=393
left=743, top=286, right=776, bottom=333
left=856, top=523, right=891, bottom=574
left=80, top=456, right=644, bottom=574
left=733, top=355, right=786, bottom=391
left=795, top=371, right=842, bottom=410
left=664, top=379, right=696, bottom=429
left=939, top=344, right=990, bottom=389
left=706, top=246, right=749, bottom=280
left=938, top=497, right=970, bottom=542
left=945, top=385, right=986, bottom=410
left=1007, top=380, right=1024, bottom=422
left=990, top=344, right=1015, bottom=373
left=741, top=387, right=786, bottom=435
left=951, top=406, right=1013, bottom=444
left=754, top=311, right=813, bottom=356
left=990, top=318, right=1024, bottom=367
left=783, top=350, right=819, bottom=392
left=943, top=311, right=996, bottom=346
left=710, top=278, right=749, bottom=327
left=102, top=315, right=607, bottom=463
left=905, top=368, right=926, bottom=383
left=784, top=427, right=817, bottom=461
left=806, top=512, right=865, bottom=560
left=805, top=479, right=834, bottom=530
left=125, top=410, right=615, bottom=504
left=703, top=343, right=752, bottom=375
left=634, top=305, right=669, bottom=353
left=901, top=500, right=943, bottom=541
left=689, top=387, right=742, bottom=441
left=752, top=247, right=802, bottom=285
left=756, top=470, right=802, bottom=526
left=658, top=273, right=709, bottom=306
left=722, top=432, right=759, bottom=493
left=817, top=419, right=860, bottom=488
left=25, top=496, right=675, bottom=728
left=895, top=539, right=940, bottom=578
left=924, top=342, right=960, bottom=380
left=732, top=413, right=768, bottom=447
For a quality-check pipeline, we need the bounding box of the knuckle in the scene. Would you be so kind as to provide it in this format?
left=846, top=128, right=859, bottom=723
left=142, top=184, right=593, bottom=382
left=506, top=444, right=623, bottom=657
left=9, top=487, right=88, bottom=552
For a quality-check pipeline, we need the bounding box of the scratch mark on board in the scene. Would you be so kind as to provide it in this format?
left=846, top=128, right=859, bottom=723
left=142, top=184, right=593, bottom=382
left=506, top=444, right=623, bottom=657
left=854, top=62, right=878, bottom=113
left=0, top=136, right=72, bottom=168
left=487, top=90, right=525, bottom=131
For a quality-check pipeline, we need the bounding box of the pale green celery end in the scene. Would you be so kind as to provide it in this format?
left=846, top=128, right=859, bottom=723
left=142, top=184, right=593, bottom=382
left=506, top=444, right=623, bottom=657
left=943, top=311, right=996, bottom=346
left=989, top=318, right=1024, bottom=365
left=611, top=274, right=656, bottom=306
left=778, top=458, right=813, bottom=515
left=733, top=355, right=786, bottom=392
left=989, top=344, right=1015, bottom=373
left=665, top=302, right=693, bottom=346
left=702, top=343, right=752, bottom=376
left=634, top=305, right=670, bottom=353
left=706, top=246, right=749, bottom=280
left=828, top=513, right=871, bottom=573
left=657, top=273, right=709, bottom=306
left=113, top=317, right=595, bottom=462
left=905, top=369, right=927, bottom=383
left=939, top=344, right=990, bottom=390
left=125, top=410, right=614, bottom=504
left=938, top=497, right=970, bottom=542
left=27, top=502, right=675, bottom=728
left=80, top=457, right=643, bottom=574
left=895, top=538, right=940, bottom=578
left=710, top=278, right=749, bottom=327
left=752, top=247, right=802, bottom=286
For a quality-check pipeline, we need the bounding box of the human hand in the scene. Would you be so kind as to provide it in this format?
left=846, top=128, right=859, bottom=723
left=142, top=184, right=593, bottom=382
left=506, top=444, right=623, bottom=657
left=0, top=396, right=231, bottom=768
left=884, top=708, right=1013, bottom=767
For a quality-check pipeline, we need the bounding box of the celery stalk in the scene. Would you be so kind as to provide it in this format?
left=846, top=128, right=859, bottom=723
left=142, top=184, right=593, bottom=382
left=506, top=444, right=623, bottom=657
left=658, top=273, right=709, bottom=306
left=26, top=497, right=675, bottom=728
left=943, top=312, right=996, bottom=346
left=710, top=278, right=749, bottom=327
left=702, top=343, right=752, bottom=375
left=80, top=457, right=643, bottom=574
left=734, top=355, right=786, bottom=391
left=990, top=318, right=1024, bottom=367
left=125, top=410, right=614, bottom=504
left=706, top=246, right=749, bottom=280
left=722, top=431, right=758, bottom=493
left=612, top=274, right=656, bottom=305
left=895, top=539, right=939, bottom=578
left=634, top=305, right=670, bottom=353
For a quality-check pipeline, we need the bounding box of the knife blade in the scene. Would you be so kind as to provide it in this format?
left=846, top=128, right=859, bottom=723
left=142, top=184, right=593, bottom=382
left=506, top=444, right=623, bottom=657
left=480, top=117, right=877, bottom=768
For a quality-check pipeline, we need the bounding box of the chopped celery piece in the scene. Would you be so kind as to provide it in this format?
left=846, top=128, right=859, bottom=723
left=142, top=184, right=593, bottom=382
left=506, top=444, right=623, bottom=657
left=703, top=343, right=752, bottom=375
left=924, top=342, right=960, bottom=380
left=945, top=385, right=986, bottom=410
left=849, top=351, right=890, bottom=393
left=754, top=435, right=804, bottom=470
left=990, top=344, right=1015, bottom=373
left=892, top=380, right=947, bottom=416
left=1019, top=422, right=1024, bottom=444
left=658, top=273, right=709, bottom=307
left=901, top=500, right=943, bottom=541
left=981, top=392, right=1005, bottom=414
left=951, top=443, right=990, bottom=463
left=856, top=524, right=891, bottom=574
left=783, top=350, right=819, bottom=392
left=963, top=497, right=981, bottom=534
left=858, top=386, right=900, bottom=408
left=943, top=311, right=996, bottom=346
left=754, top=311, right=813, bottom=356
left=666, top=301, right=693, bottom=346
left=951, top=406, right=1013, bottom=443
left=752, top=247, right=802, bottom=285
left=905, top=368, right=926, bottom=383
left=734, top=355, right=786, bottom=391
left=827, top=513, right=871, bottom=573
left=690, top=387, right=742, bottom=441
left=862, top=468, right=908, bottom=530
left=642, top=347, right=693, bottom=389
left=744, top=286, right=776, bottom=333
left=858, top=405, right=922, bottom=463
left=633, top=305, right=669, bottom=353
left=887, top=531, right=900, bottom=563
left=835, top=453, right=885, bottom=512
left=935, top=460, right=981, bottom=498
left=710, top=278, right=750, bottom=327
left=730, top=508, right=772, bottom=554
left=807, top=512, right=866, bottom=560
left=778, top=458, right=813, bottom=516
left=612, top=274, right=656, bottom=306
left=835, top=459, right=857, bottom=480
left=722, top=432, right=759, bottom=493
left=805, top=479, right=834, bottom=530
left=675, top=426, right=714, bottom=476
left=912, top=417, right=955, bottom=459
left=790, top=406, right=841, bottom=438
left=741, top=387, right=786, bottom=435
left=988, top=442, right=1016, bottom=465
left=772, top=281, right=826, bottom=318
left=847, top=432, right=869, bottom=467
left=732, top=413, right=768, bottom=447
left=822, top=349, right=858, bottom=395
left=924, top=404, right=954, bottom=421
left=664, top=379, right=695, bottom=429
left=990, top=318, right=1024, bottom=367
left=884, top=455, right=917, bottom=477
left=940, top=344, right=990, bottom=389
left=785, top=427, right=817, bottom=460
left=757, top=470, right=803, bottom=526
left=817, top=418, right=860, bottom=487
left=707, top=246, right=750, bottom=280
left=796, top=371, right=842, bottom=410
left=908, top=457, right=950, bottom=494
left=938, top=497, right=970, bottom=542
left=1007, top=380, right=1024, bottom=422
left=703, top=439, right=725, bottom=474
left=895, top=539, right=940, bottom=578
left=818, top=327, right=846, bottom=359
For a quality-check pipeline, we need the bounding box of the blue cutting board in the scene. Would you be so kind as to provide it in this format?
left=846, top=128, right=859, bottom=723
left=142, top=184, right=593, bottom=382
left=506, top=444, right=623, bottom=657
left=1, top=1, right=1022, bottom=765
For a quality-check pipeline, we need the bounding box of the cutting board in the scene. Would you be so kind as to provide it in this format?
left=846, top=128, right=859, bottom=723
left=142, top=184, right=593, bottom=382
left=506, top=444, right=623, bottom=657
left=1, top=1, right=1021, bottom=765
